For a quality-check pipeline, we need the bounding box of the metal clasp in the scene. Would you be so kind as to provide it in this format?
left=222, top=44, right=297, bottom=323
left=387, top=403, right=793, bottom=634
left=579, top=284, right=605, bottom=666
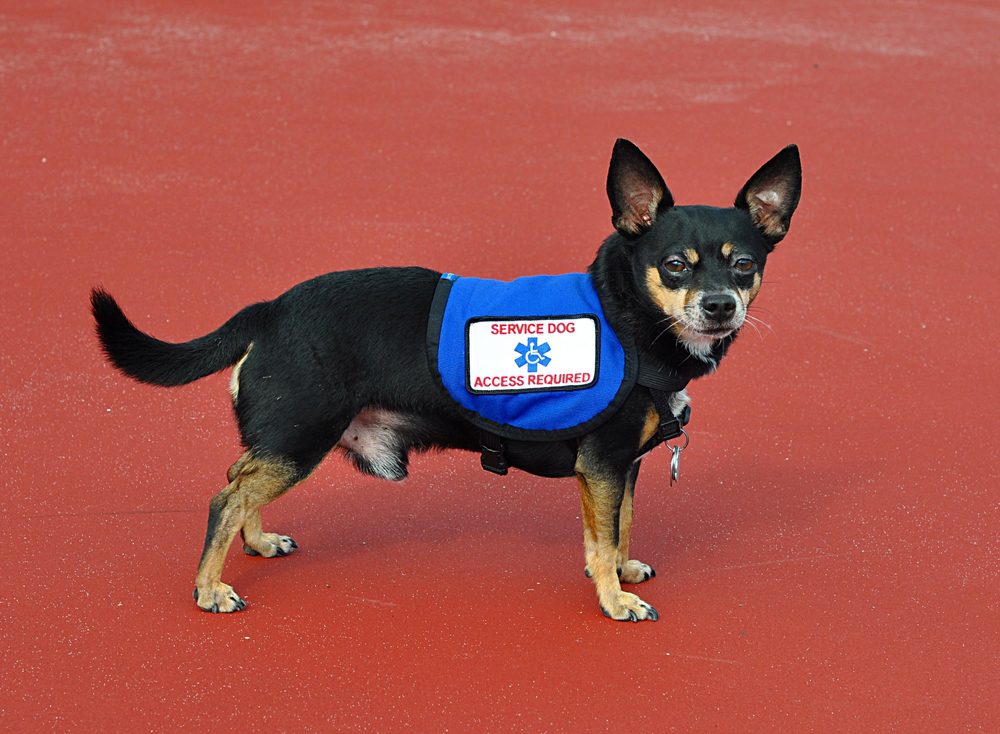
left=666, top=428, right=689, bottom=485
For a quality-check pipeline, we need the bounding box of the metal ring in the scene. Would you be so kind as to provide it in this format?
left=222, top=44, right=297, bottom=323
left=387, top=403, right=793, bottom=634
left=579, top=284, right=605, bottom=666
left=666, top=427, right=690, bottom=452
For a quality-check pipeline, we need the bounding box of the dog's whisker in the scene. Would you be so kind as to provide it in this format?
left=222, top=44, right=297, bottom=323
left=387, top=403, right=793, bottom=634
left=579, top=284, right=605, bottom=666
left=744, top=313, right=773, bottom=332
left=741, top=317, right=763, bottom=339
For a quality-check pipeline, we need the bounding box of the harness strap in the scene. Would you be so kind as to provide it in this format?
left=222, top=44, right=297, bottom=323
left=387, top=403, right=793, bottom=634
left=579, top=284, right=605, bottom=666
left=636, top=352, right=691, bottom=453
left=636, top=350, right=690, bottom=448
left=476, top=349, right=691, bottom=475
left=480, top=430, right=510, bottom=475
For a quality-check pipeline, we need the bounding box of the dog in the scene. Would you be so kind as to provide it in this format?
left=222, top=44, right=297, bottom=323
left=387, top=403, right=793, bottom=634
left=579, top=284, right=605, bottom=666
left=91, top=139, right=801, bottom=621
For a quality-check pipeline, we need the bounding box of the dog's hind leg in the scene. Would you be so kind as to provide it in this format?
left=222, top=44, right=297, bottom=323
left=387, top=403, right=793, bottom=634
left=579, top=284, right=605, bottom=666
left=227, top=451, right=250, bottom=482
left=240, top=508, right=298, bottom=558
left=224, top=452, right=300, bottom=558
left=194, top=455, right=298, bottom=613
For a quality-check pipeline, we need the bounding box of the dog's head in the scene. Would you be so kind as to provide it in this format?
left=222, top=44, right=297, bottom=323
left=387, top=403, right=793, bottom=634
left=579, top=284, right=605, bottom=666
left=606, top=139, right=801, bottom=356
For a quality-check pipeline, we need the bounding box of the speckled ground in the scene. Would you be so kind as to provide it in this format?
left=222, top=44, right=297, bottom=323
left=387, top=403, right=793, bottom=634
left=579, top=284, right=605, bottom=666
left=2, top=2, right=998, bottom=731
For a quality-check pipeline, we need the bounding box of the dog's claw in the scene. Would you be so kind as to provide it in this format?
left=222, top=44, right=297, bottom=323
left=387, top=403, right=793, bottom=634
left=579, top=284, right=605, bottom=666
left=618, top=559, right=656, bottom=584
left=195, top=583, right=246, bottom=613
left=599, top=592, right=658, bottom=622
left=243, top=534, right=296, bottom=558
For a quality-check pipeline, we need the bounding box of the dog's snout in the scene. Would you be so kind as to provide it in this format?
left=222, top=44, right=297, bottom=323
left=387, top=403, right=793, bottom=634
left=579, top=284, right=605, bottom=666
left=701, top=293, right=737, bottom=321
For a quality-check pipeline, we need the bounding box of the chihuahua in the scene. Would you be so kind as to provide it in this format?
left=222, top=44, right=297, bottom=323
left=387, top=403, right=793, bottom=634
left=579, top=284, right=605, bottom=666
left=92, top=139, right=801, bottom=621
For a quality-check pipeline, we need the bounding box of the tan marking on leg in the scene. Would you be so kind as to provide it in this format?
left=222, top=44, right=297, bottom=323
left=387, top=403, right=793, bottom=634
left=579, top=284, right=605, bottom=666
left=617, top=462, right=655, bottom=584
left=645, top=267, right=688, bottom=336
left=578, top=474, right=598, bottom=577
left=241, top=505, right=299, bottom=558
left=227, top=451, right=251, bottom=483
left=194, top=456, right=297, bottom=612
left=577, top=471, right=658, bottom=621
left=617, top=482, right=633, bottom=571
left=721, top=242, right=735, bottom=258
left=229, top=343, right=253, bottom=401
left=683, top=248, right=699, bottom=265
left=611, top=408, right=661, bottom=584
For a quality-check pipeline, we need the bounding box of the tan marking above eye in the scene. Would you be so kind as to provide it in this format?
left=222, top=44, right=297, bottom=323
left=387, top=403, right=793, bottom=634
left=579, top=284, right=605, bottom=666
left=645, top=266, right=688, bottom=332
left=721, top=242, right=735, bottom=258
left=683, top=248, right=699, bottom=265
left=739, top=272, right=763, bottom=306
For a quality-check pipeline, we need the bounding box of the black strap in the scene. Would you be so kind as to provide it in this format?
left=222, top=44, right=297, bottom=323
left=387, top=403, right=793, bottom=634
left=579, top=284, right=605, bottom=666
left=636, top=351, right=689, bottom=393
left=478, top=349, right=691, bottom=475
left=649, top=390, right=690, bottom=441
left=636, top=349, right=691, bottom=452
left=479, top=430, right=509, bottom=475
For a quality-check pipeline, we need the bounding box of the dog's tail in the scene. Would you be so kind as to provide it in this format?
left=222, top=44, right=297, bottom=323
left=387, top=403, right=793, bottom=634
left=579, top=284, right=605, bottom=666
left=90, top=288, right=270, bottom=387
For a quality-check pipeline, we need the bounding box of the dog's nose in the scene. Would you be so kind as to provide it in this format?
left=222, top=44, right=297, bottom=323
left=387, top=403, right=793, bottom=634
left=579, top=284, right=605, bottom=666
left=701, top=293, right=737, bottom=322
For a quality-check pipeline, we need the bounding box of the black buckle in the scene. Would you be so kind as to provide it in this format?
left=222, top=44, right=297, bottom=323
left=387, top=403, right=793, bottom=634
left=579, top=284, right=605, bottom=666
left=658, top=404, right=691, bottom=442
left=659, top=416, right=682, bottom=442
left=480, top=435, right=509, bottom=475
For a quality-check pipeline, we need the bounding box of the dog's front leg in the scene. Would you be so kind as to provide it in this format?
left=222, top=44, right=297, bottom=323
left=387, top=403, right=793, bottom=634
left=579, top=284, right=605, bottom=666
left=577, top=468, right=659, bottom=622
left=616, top=461, right=656, bottom=584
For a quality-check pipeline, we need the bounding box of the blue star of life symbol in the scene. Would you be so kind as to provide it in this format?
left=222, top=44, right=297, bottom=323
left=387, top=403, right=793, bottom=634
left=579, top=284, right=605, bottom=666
left=514, top=336, right=552, bottom=373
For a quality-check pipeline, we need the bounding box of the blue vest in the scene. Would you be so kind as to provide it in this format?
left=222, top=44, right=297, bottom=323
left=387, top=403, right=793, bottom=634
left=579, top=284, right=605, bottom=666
left=426, top=273, right=638, bottom=441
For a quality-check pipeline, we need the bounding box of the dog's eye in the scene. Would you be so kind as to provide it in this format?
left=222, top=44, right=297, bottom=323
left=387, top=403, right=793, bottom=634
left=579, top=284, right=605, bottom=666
left=662, top=258, right=688, bottom=274
left=733, top=258, right=756, bottom=274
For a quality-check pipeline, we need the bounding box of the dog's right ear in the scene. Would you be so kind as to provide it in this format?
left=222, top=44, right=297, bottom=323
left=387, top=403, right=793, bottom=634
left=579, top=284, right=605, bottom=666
left=607, top=139, right=673, bottom=238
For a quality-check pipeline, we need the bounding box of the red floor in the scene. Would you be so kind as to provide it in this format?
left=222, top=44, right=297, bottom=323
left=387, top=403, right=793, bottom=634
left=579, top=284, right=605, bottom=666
left=2, top=2, right=998, bottom=731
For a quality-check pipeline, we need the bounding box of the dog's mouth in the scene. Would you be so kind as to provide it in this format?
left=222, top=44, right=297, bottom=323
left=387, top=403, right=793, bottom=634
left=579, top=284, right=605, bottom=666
left=678, top=318, right=743, bottom=342
left=690, top=325, right=737, bottom=339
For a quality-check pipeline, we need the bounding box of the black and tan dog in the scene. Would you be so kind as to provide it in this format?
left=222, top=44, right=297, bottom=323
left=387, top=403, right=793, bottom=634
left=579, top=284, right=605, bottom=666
left=91, top=140, right=801, bottom=621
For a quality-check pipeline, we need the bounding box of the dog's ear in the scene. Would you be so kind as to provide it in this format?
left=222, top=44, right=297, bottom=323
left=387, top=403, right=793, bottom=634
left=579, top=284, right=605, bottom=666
left=607, top=139, right=673, bottom=238
left=735, top=145, right=801, bottom=248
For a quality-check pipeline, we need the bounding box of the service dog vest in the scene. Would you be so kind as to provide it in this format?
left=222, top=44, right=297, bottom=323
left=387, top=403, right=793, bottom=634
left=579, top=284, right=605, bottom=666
left=426, top=272, right=638, bottom=441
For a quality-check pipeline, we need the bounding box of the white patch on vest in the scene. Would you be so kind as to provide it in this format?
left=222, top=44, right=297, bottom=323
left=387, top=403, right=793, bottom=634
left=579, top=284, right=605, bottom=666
left=466, top=315, right=599, bottom=393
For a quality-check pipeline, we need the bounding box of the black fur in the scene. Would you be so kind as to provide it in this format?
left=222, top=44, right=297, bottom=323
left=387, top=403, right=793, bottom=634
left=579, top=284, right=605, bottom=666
left=92, top=139, right=801, bottom=619
left=91, top=289, right=270, bottom=387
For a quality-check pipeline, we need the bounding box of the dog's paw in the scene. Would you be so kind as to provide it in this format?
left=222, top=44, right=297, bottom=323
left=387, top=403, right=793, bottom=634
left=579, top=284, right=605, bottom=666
left=619, top=559, right=656, bottom=584
left=243, top=533, right=298, bottom=558
left=600, top=591, right=659, bottom=622
left=194, top=582, right=246, bottom=613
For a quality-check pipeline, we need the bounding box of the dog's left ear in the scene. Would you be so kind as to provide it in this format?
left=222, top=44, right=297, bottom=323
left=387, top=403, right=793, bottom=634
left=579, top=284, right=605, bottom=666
left=607, top=139, right=674, bottom=238
left=735, top=145, right=801, bottom=248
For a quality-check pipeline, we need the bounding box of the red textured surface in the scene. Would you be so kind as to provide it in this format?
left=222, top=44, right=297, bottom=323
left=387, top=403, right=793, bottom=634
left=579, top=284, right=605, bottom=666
left=2, top=2, right=998, bottom=731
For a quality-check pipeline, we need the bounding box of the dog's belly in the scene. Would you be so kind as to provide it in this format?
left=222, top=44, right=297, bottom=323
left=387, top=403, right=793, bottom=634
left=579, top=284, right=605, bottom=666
left=337, top=408, right=411, bottom=480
